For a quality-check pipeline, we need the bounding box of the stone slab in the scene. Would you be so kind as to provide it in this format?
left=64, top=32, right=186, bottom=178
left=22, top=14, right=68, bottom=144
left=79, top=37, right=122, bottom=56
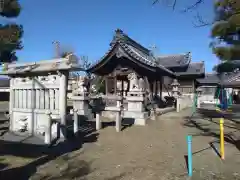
left=0, top=132, right=46, bottom=145
left=123, top=111, right=149, bottom=126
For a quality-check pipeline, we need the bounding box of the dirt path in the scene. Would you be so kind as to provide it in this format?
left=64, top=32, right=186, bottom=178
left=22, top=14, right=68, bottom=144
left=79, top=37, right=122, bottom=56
left=1, top=108, right=240, bottom=180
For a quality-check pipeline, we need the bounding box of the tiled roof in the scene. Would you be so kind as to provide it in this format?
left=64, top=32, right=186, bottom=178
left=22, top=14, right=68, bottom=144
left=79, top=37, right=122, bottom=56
left=110, top=29, right=151, bottom=55
left=196, top=72, right=238, bottom=86
left=197, top=73, right=221, bottom=85
left=88, top=29, right=175, bottom=77
left=156, top=52, right=191, bottom=67
left=176, top=62, right=205, bottom=76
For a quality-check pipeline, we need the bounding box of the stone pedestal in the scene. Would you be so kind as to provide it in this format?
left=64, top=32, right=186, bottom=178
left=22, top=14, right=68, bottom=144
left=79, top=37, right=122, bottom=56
left=124, top=91, right=148, bottom=126
left=71, top=92, right=93, bottom=121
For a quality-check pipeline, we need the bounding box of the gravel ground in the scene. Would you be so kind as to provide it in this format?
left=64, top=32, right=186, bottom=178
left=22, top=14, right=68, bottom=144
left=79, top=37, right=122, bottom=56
left=0, top=108, right=240, bottom=180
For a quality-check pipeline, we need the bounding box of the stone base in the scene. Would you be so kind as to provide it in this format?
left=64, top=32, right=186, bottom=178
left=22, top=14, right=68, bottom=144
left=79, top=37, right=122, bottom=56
left=123, top=111, right=149, bottom=126
left=70, top=109, right=93, bottom=121
left=101, top=111, right=117, bottom=119
left=0, top=131, right=49, bottom=146
left=78, top=110, right=93, bottom=121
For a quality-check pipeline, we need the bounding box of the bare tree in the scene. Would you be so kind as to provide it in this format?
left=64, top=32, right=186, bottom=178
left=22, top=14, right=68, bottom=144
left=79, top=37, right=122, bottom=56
left=152, top=0, right=204, bottom=11
left=152, top=0, right=213, bottom=27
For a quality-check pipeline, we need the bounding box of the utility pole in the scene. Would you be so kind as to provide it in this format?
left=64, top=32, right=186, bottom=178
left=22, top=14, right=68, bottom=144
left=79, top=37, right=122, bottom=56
left=52, top=41, right=60, bottom=58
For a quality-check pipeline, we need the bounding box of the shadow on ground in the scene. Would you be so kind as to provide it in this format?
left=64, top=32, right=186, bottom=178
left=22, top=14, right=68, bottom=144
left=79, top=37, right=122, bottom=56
left=0, top=119, right=99, bottom=180
left=182, top=110, right=240, bottom=152
left=100, top=117, right=134, bottom=131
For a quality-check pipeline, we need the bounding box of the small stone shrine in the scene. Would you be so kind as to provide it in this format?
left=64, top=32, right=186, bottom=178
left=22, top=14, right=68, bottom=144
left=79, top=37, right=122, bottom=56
left=0, top=54, right=83, bottom=145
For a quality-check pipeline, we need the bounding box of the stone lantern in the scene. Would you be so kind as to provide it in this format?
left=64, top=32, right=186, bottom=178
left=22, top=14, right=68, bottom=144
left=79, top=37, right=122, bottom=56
left=196, top=86, right=203, bottom=97
left=71, top=76, right=92, bottom=129
left=171, top=79, right=180, bottom=98
left=196, top=86, right=203, bottom=108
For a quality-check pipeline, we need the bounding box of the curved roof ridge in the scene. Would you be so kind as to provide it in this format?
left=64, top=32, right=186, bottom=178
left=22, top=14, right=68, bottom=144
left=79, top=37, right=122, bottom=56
left=110, top=29, right=150, bottom=55
left=190, top=61, right=204, bottom=64
left=87, top=42, right=118, bottom=70
left=157, top=52, right=191, bottom=58
left=119, top=43, right=175, bottom=76
left=119, top=42, right=156, bottom=67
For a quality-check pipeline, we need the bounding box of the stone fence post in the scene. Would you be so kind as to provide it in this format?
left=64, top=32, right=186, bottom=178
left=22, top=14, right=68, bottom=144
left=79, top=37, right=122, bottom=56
left=73, top=108, right=79, bottom=134
left=96, top=112, right=102, bottom=130
left=115, top=110, right=121, bottom=132
left=45, top=110, right=52, bottom=145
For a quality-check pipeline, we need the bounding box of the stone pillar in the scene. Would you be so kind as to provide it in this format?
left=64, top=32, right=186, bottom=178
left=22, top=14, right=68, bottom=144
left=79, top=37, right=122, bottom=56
left=45, top=111, right=52, bottom=144
left=31, top=77, right=36, bottom=134
left=9, top=78, right=14, bottom=131
left=115, top=111, right=121, bottom=132
left=59, top=71, right=68, bottom=138
left=96, top=113, right=102, bottom=130
left=73, top=108, right=79, bottom=134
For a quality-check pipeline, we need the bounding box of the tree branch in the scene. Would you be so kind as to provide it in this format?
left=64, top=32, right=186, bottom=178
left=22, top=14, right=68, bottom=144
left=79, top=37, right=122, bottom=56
left=193, top=12, right=213, bottom=27
left=152, top=0, right=177, bottom=10
left=181, top=0, right=204, bottom=13
left=152, top=0, right=204, bottom=11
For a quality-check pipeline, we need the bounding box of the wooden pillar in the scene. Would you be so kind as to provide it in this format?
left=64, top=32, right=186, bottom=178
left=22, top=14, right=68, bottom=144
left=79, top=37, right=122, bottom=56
left=153, top=80, right=156, bottom=96
left=155, top=81, right=157, bottom=96
left=114, top=73, right=117, bottom=94
left=105, top=77, right=108, bottom=95
left=160, top=77, right=163, bottom=99
left=121, top=80, right=124, bottom=97
left=192, top=80, right=195, bottom=93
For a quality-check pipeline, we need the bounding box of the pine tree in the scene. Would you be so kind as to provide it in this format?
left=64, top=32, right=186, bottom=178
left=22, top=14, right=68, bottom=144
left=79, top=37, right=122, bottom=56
left=211, top=0, right=240, bottom=72
left=0, top=0, right=23, bottom=64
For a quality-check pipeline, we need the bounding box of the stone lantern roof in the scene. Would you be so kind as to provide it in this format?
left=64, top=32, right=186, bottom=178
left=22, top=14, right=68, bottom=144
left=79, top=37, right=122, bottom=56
left=171, top=79, right=180, bottom=86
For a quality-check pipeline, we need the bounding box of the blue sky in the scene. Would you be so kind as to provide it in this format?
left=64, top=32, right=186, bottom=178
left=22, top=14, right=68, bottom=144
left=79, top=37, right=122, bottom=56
left=5, top=0, right=217, bottom=72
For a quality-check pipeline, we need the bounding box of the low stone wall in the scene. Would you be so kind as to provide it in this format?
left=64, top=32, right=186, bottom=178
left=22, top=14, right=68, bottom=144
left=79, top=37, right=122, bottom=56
left=176, top=95, right=193, bottom=112
left=198, top=94, right=218, bottom=105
